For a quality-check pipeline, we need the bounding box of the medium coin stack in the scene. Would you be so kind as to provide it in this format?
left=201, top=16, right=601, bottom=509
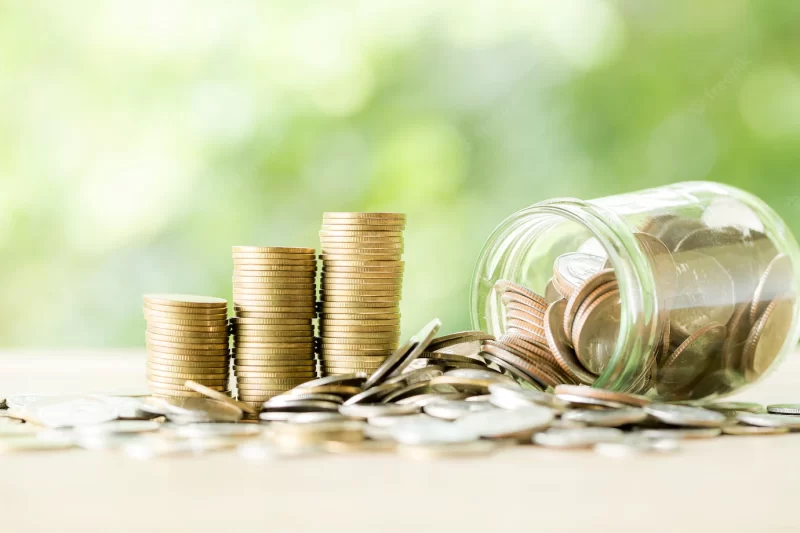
left=231, top=246, right=319, bottom=408
left=143, top=294, right=231, bottom=398
left=317, top=213, right=406, bottom=376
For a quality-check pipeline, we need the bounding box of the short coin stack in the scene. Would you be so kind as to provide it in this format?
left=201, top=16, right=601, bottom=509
left=231, top=246, right=319, bottom=408
left=318, top=213, right=406, bottom=376
left=143, top=294, right=231, bottom=397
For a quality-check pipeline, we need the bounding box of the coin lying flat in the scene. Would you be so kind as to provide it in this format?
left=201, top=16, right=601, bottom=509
left=722, top=424, right=789, bottom=436
left=533, top=427, right=624, bottom=449
left=767, top=404, right=800, bottom=415
left=736, top=412, right=800, bottom=429
left=562, top=408, right=648, bottom=428
left=643, top=403, right=726, bottom=428
left=455, top=406, right=553, bottom=439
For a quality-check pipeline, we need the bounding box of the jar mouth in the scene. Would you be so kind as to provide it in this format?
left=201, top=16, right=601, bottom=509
left=471, top=198, right=660, bottom=391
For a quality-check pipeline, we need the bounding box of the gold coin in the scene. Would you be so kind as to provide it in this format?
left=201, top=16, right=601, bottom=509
left=322, top=355, right=388, bottom=363
left=234, top=341, right=314, bottom=349
left=146, top=374, right=227, bottom=386
left=233, top=271, right=316, bottom=279
left=232, top=246, right=315, bottom=254
left=238, top=394, right=284, bottom=401
left=146, top=322, right=230, bottom=333
left=145, top=334, right=228, bottom=349
left=146, top=349, right=229, bottom=361
left=320, top=293, right=401, bottom=302
left=233, top=292, right=316, bottom=302
left=323, top=211, right=405, bottom=220
left=183, top=380, right=256, bottom=414
left=236, top=373, right=317, bottom=381
left=145, top=340, right=228, bottom=356
left=235, top=363, right=317, bottom=371
left=147, top=361, right=228, bottom=373
left=317, top=300, right=400, bottom=308
left=233, top=334, right=315, bottom=343
left=148, top=389, right=207, bottom=398
left=235, top=377, right=310, bottom=386
left=233, top=288, right=316, bottom=296
left=321, top=253, right=402, bottom=261
left=233, top=280, right=315, bottom=288
left=319, top=325, right=400, bottom=333
left=319, top=334, right=399, bottom=343
left=318, top=348, right=395, bottom=356
left=148, top=368, right=228, bottom=380
left=323, top=264, right=404, bottom=271
left=234, top=304, right=316, bottom=312
left=143, top=294, right=228, bottom=309
left=320, top=222, right=405, bottom=231
left=144, top=302, right=228, bottom=315
left=147, top=356, right=229, bottom=368
left=146, top=327, right=230, bottom=340
left=146, top=340, right=228, bottom=352
left=318, top=313, right=401, bottom=321
left=320, top=229, right=404, bottom=237
left=321, top=365, right=383, bottom=373
left=142, top=314, right=229, bottom=327
left=232, top=251, right=315, bottom=259
left=234, top=264, right=316, bottom=272
left=320, top=237, right=404, bottom=245
left=148, top=381, right=226, bottom=392
left=234, top=261, right=318, bottom=269
left=321, top=240, right=404, bottom=249
left=233, top=348, right=314, bottom=356
left=144, top=308, right=229, bottom=321
left=321, top=318, right=401, bottom=326
left=235, top=311, right=316, bottom=319
left=231, top=318, right=312, bottom=326
left=233, top=325, right=314, bottom=333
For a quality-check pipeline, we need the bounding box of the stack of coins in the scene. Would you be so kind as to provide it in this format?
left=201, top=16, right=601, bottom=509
left=231, top=246, right=319, bottom=408
left=143, top=295, right=231, bottom=397
left=317, top=213, right=406, bottom=376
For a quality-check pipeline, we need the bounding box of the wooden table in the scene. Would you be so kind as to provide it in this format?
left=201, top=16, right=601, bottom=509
left=2, top=350, right=799, bottom=533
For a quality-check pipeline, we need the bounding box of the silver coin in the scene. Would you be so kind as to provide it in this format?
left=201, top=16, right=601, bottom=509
left=669, top=251, right=735, bottom=339
left=266, top=393, right=344, bottom=405
left=562, top=408, right=648, bottom=427
left=594, top=434, right=680, bottom=457
left=722, top=424, right=790, bottom=436
left=367, top=413, right=434, bottom=428
left=363, top=318, right=442, bottom=389
left=171, top=423, right=261, bottom=438
left=395, top=392, right=470, bottom=407
left=489, top=383, right=566, bottom=411
left=343, top=382, right=404, bottom=406
left=465, top=394, right=493, bottom=403
left=643, top=403, right=726, bottom=428
left=286, top=412, right=355, bottom=424
left=380, top=381, right=435, bottom=403
left=555, top=394, right=626, bottom=410
left=767, top=404, right=800, bottom=415
left=291, top=373, right=367, bottom=390
left=736, top=412, right=800, bottom=429
left=423, top=399, right=494, bottom=420
left=261, top=400, right=341, bottom=413
left=443, top=368, right=514, bottom=384
left=73, top=420, right=161, bottom=435
left=5, top=394, right=52, bottom=410
left=390, top=416, right=479, bottom=445
left=339, top=403, right=421, bottom=419
left=702, top=402, right=764, bottom=414
left=455, top=406, right=554, bottom=438
left=28, top=396, right=119, bottom=428
left=533, top=427, right=624, bottom=449
left=140, top=397, right=243, bottom=423
left=637, top=427, right=722, bottom=439
left=553, top=253, right=606, bottom=294
left=381, top=366, right=444, bottom=387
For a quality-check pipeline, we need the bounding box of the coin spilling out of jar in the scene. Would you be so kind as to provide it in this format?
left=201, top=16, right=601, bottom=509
left=475, top=185, right=798, bottom=401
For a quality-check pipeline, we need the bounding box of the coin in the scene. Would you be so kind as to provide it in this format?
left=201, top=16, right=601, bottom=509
left=722, top=424, right=789, bottom=436
left=144, top=294, right=228, bottom=308
left=342, top=382, right=404, bottom=405
left=455, top=405, right=554, bottom=439
left=533, top=427, right=624, bottom=448
left=552, top=253, right=606, bottom=298
left=143, top=308, right=229, bottom=322
left=236, top=311, right=316, bottom=319
left=657, top=322, right=726, bottom=396
left=363, top=319, right=441, bottom=388
left=750, top=254, right=793, bottom=323
left=562, top=269, right=616, bottom=340
left=422, top=400, right=493, bottom=420
left=736, top=412, right=800, bottom=429
left=742, top=298, right=794, bottom=380
left=553, top=385, right=650, bottom=407
left=294, top=373, right=368, bottom=389
left=643, top=403, right=726, bottom=427
left=572, top=289, right=620, bottom=375
left=544, top=299, right=596, bottom=384
left=232, top=246, right=315, bottom=254
left=231, top=318, right=312, bottom=326
left=291, top=385, right=363, bottom=397
left=562, top=408, right=647, bottom=427
left=145, top=345, right=230, bottom=357
left=636, top=427, right=721, bottom=439
left=669, top=250, right=735, bottom=340
left=767, top=404, right=800, bottom=415
left=144, top=302, right=228, bottom=316
left=184, top=380, right=255, bottom=414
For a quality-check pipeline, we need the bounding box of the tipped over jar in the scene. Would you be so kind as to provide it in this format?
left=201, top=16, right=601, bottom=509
left=471, top=182, right=800, bottom=401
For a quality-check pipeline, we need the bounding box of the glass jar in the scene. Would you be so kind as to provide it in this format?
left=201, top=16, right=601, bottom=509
left=471, top=181, right=800, bottom=401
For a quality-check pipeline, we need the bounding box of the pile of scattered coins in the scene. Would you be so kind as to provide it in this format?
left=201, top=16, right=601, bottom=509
left=142, top=295, right=230, bottom=397
left=230, top=246, right=318, bottom=407
left=3, top=323, right=800, bottom=458
left=317, top=212, right=406, bottom=376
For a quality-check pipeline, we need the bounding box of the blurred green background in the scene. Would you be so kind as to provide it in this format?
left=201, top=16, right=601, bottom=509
left=1, top=1, right=798, bottom=348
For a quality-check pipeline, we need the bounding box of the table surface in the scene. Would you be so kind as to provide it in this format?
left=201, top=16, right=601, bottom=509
left=2, top=349, right=800, bottom=533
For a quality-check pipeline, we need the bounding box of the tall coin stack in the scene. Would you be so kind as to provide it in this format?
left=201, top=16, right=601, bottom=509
left=143, top=294, right=231, bottom=397
left=318, top=213, right=406, bottom=376
left=231, top=246, right=319, bottom=408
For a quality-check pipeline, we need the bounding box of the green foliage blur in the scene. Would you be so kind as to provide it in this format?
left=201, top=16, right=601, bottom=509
left=1, top=1, right=799, bottom=348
